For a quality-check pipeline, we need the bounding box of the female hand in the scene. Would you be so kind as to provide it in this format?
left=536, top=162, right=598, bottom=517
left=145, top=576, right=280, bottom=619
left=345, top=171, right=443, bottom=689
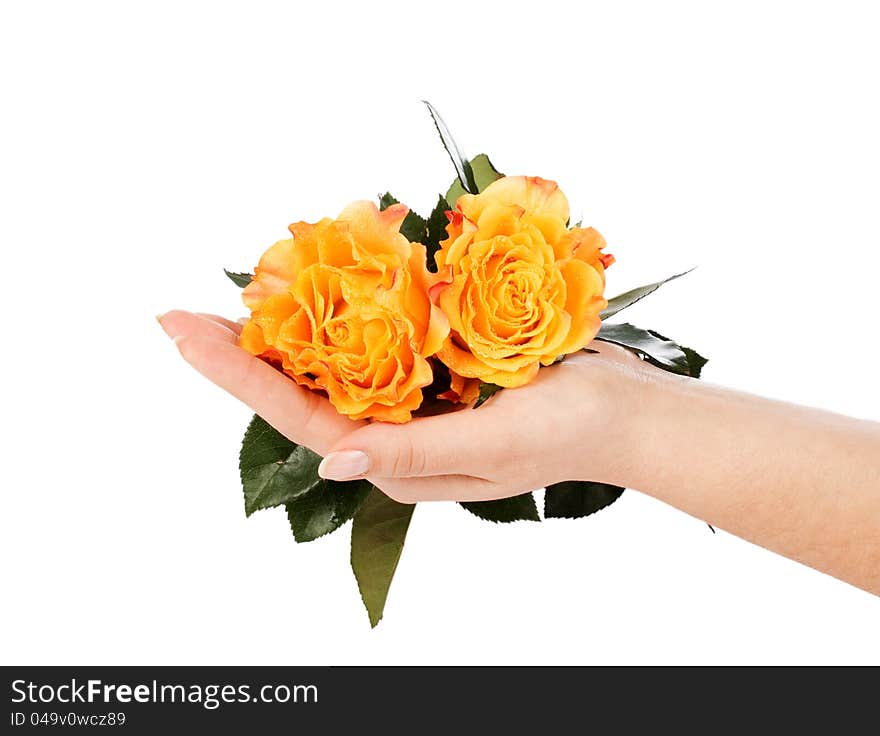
left=159, top=309, right=880, bottom=593
left=157, top=309, right=654, bottom=503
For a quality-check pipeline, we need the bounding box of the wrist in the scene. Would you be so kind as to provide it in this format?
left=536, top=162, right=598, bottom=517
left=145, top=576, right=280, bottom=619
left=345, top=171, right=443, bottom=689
left=573, top=354, right=690, bottom=489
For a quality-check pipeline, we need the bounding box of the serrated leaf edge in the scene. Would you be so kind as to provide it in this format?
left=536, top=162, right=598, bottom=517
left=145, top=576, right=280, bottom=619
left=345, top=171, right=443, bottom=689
left=459, top=494, right=541, bottom=523
left=543, top=489, right=626, bottom=520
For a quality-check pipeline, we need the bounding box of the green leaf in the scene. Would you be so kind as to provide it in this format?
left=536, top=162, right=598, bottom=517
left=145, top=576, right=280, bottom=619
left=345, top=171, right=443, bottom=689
left=473, top=382, right=502, bottom=409
left=239, top=415, right=323, bottom=516
left=239, top=415, right=373, bottom=533
left=595, top=322, right=690, bottom=375
left=423, top=100, right=478, bottom=194
left=446, top=153, right=504, bottom=203
left=544, top=480, right=625, bottom=519
left=225, top=269, right=253, bottom=288
left=471, top=153, right=505, bottom=190
left=399, top=211, right=428, bottom=244
left=377, top=192, right=428, bottom=244
left=424, top=195, right=451, bottom=272
left=285, top=478, right=372, bottom=543
left=460, top=492, right=540, bottom=523
left=378, top=192, right=398, bottom=210
left=681, top=345, right=709, bottom=378
left=642, top=329, right=709, bottom=379
left=350, top=488, right=415, bottom=627
left=600, top=268, right=694, bottom=320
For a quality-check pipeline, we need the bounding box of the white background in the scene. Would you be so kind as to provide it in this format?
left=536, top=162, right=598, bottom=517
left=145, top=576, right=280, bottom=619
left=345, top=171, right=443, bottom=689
left=2, top=1, right=878, bottom=665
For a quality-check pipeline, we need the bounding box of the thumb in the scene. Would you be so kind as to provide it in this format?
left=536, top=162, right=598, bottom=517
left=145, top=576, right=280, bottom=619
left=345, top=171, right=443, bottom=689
left=317, top=412, right=480, bottom=480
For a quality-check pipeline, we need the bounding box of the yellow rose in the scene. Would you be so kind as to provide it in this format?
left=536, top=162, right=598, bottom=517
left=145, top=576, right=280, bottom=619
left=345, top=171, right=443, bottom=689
left=239, top=201, right=449, bottom=423
left=434, top=176, right=613, bottom=390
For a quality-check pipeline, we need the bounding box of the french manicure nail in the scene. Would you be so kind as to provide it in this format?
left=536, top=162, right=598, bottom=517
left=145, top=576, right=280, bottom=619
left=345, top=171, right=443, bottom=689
left=318, top=451, right=370, bottom=481
left=155, top=312, right=166, bottom=323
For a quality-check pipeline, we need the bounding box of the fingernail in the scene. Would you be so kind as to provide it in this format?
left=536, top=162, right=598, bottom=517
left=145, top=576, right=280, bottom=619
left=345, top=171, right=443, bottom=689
left=318, top=451, right=370, bottom=481
left=155, top=312, right=166, bottom=324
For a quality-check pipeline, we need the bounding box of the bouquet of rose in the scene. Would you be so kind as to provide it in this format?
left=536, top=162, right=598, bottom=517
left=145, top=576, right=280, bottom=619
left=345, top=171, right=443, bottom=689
left=222, top=103, right=706, bottom=626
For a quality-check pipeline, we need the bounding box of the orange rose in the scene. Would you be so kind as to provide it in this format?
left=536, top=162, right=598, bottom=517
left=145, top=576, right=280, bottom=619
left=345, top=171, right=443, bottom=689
left=239, top=202, right=449, bottom=423
left=434, top=176, right=613, bottom=391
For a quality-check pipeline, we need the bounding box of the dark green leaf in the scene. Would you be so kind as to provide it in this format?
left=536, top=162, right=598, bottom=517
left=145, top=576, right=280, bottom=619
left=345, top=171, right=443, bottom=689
left=423, top=100, right=478, bottom=194
left=424, top=195, right=451, bottom=272
left=642, top=329, right=709, bottom=379
left=285, top=478, right=372, bottom=543
left=351, top=488, right=415, bottom=627
left=399, top=211, right=428, bottom=244
left=460, top=493, right=540, bottom=523
left=377, top=192, right=427, bottom=244
left=378, top=192, right=398, bottom=210
left=446, top=153, right=504, bottom=203
left=224, top=269, right=253, bottom=288
left=600, top=269, right=694, bottom=320
left=680, top=345, right=709, bottom=378
left=239, top=415, right=322, bottom=516
left=595, top=322, right=690, bottom=375
left=473, top=382, right=502, bottom=409
left=544, top=480, right=625, bottom=519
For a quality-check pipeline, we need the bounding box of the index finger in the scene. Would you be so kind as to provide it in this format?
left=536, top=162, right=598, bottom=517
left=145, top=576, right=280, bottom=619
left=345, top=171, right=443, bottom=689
left=173, top=334, right=363, bottom=455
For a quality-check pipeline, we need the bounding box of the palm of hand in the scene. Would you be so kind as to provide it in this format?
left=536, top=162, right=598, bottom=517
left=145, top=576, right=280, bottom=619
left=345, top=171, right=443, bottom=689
left=159, top=310, right=647, bottom=502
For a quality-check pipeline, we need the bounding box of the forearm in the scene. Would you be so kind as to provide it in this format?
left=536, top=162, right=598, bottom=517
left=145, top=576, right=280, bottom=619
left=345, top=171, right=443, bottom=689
left=610, top=372, right=880, bottom=594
